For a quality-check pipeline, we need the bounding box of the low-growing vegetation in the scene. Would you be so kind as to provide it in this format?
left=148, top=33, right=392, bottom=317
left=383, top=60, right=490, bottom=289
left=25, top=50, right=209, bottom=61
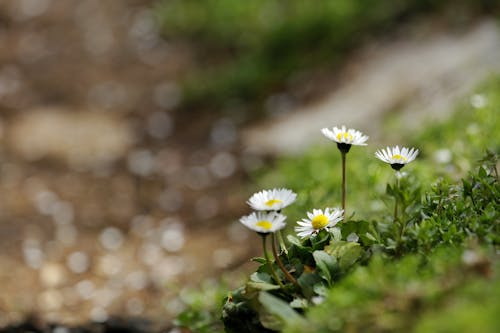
left=175, top=78, right=499, bottom=332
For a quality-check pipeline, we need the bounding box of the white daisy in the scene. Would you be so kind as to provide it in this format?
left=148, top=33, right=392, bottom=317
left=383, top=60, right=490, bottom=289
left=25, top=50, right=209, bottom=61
left=247, top=188, right=297, bottom=211
left=295, top=208, right=344, bottom=239
left=321, top=126, right=368, bottom=153
left=239, top=211, right=287, bottom=234
left=375, top=146, right=419, bottom=170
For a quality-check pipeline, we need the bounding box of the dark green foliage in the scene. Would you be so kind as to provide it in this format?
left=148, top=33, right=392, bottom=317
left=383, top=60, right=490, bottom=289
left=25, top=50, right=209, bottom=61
left=221, top=154, right=498, bottom=332
left=404, top=160, right=500, bottom=254
left=221, top=287, right=276, bottom=333
left=285, top=247, right=498, bottom=333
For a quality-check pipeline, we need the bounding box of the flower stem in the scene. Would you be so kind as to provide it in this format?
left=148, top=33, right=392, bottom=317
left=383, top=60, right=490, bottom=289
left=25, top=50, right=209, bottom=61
left=394, top=173, right=399, bottom=222
left=261, top=234, right=284, bottom=288
left=276, top=230, right=288, bottom=255
left=341, top=151, right=347, bottom=214
left=271, top=234, right=299, bottom=287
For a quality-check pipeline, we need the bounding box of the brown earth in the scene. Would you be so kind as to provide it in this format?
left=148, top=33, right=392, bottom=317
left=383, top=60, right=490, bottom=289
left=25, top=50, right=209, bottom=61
left=0, top=0, right=261, bottom=327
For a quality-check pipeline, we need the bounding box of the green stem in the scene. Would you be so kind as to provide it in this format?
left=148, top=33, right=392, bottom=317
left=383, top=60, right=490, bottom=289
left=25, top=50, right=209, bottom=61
left=394, top=173, right=399, bottom=222
left=276, top=230, right=288, bottom=255
left=261, top=234, right=284, bottom=289
left=341, top=151, right=346, bottom=214
left=493, top=162, right=499, bottom=182
left=271, top=234, right=299, bottom=287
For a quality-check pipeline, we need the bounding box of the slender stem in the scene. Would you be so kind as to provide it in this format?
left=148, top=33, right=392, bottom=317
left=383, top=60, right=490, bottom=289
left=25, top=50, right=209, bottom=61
left=394, top=173, right=399, bottom=222
left=271, top=234, right=299, bottom=287
left=276, top=230, right=288, bottom=255
left=261, top=235, right=284, bottom=288
left=393, top=196, right=398, bottom=222
left=341, top=152, right=346, bottom=214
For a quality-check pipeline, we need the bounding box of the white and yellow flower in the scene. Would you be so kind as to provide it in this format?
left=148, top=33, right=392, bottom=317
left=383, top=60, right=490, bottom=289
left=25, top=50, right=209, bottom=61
left=295, top=208, right=343, bottom=238
left=321, top=125, right=368, bottom=152
left=239, top=211, right=287, bottom=234
left=375, top=146, right=419, bottom=170
left=247, top=188, right=297, bottom=211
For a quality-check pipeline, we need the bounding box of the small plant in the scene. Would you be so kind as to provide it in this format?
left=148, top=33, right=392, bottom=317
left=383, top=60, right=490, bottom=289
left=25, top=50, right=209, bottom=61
left=221, top=127, right=498, bottom=332
left=221, top=126, right=422, bottom=332
left=173, top=78, right=500, bottom=332
left=321, top=126, right=368, bottom=214
left=375, top=145, right=419, bottom=254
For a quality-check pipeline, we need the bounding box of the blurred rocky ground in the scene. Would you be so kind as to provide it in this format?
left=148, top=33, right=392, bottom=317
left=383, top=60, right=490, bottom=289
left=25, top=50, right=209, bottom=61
left=0, top=0, right=259, bottom=328
left=243, top=20, right=500, bottom=154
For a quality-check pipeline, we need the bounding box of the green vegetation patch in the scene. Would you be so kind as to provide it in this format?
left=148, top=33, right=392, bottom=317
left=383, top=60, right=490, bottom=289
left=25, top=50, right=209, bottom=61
left=173, top=76, right=500, bottom=332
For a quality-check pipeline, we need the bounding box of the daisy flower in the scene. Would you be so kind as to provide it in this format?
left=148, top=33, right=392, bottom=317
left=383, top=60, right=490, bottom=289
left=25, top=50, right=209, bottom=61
left=247, top=188, right=297, bottom=211
left=239, top=211, right=287, bottom=234
left=375, top=146, right=419, bottom=171
left=295, top=208, right=343, bottom=239
left=321, top=125, right=368, bottom=153
left=321, top=126, right=368, bottom=214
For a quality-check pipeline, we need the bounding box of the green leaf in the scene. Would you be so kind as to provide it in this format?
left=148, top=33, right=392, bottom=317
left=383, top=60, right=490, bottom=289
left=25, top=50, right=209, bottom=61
left=250, top=272, right=273, bottom=283
left=246, top=281, right=281, bottom=291
left=251, top=257, right=267, bottom=264
left=478, top=166, right=487, bottom=178
left=462, top=179, right=472, bottom=197
left=287, top=235, right=305, bottom=248
left=313, top=283, right=328, bottom=297
left=386, top=183, right=394, bottom=195
left=258, top=292, right=305, bottom=330
left=365, top=232, right=377, bottom=241
left=310, top=230, right=331, bottom=249
left=247, top=272, right=280, bottom=291
left=297, top=272, right=323, bottom=300
left=325, top=241, right=363, bottom=271
left=313, top=250, right=338, bottom=285
left=290, top=297, right=309, bottom=309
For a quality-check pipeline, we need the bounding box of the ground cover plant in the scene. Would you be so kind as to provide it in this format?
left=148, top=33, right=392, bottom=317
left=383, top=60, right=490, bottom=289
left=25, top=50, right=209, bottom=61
left=174, top=77, right=499, bottom=332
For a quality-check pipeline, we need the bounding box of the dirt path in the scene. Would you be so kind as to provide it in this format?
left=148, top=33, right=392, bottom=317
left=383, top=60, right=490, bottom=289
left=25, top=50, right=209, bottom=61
left=0, top=0, right=254, bottom=327
left=243, top=20, right=500, bottom=154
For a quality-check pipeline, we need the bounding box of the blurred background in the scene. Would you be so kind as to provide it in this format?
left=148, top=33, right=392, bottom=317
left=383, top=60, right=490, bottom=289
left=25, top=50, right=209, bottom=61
left=0, top=0, right=498, bottom=329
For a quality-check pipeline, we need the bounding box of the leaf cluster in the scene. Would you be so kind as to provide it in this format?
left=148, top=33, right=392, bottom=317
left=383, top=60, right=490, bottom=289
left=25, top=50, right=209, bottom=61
left=222, top=155, right=499, bottom=332
left=285, top=246, right=499, bottom=333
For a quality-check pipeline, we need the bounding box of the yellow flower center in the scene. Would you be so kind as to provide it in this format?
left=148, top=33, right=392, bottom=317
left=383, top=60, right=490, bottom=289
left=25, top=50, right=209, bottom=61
left=336, top=132, right=353, bottom=141
left=265, top=199, right=283, bottom=207
left=256, top=220, right=272, bottom=230
left=392, top=154, right=407, bottom=162
left=311, top=214, right=329, bottom=229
